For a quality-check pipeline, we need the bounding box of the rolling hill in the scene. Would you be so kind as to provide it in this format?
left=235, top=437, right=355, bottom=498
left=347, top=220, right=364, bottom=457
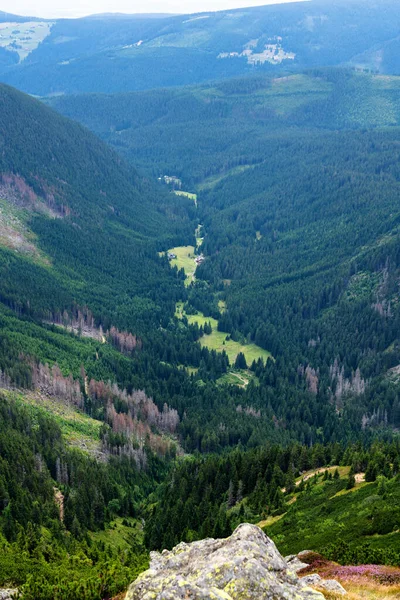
left=1, top=1, right=400, bottom=95
left=48, top=69, right=400, bottom=183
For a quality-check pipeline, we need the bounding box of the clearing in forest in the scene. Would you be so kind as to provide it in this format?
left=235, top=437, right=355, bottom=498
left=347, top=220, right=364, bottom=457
left=174, top=190, right=197, bottom=206
left=166, top=245, right=197, bottom=286
left=0, top=21, right=53, bottom=61
left=3, top=389, right=103, bottom=457
left=177, top=303, right=272, bottom=366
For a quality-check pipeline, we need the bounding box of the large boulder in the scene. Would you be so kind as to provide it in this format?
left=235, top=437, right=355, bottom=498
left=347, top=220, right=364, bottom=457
left=125, top=523, right=325, bottom=599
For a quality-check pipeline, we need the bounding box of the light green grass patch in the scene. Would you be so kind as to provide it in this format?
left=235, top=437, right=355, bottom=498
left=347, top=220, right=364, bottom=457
left=90, top=518, right=144, bottom=551
left=257, top=513, right=286, bottom=529
left=296, top=466, right=350, bottom=485
left=218, top=300, right=227, bottom=313
left=217, top=370, right=257, bottom=387
left=197, top=165, right=255, bottom=191
left=0, top=21, right=53, bottom=61
left=167, top=245, right=197, bottom=286
left=181, top=366, right=199, bottom=376
left=200, top=331, right=272, bottom=366
left=182, top=308, right=272, bottom=366
left=0, top=197, right=50, bottom=265
left=174, top=190, right=197, bottom=206
left=5, top=389, right=102, bottom=455
left=332, top=481, right=373, bottom=498
left=186, top=313, right=218, bottom=329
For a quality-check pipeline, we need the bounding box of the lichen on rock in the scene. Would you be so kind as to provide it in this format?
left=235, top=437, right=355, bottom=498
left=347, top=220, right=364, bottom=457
left=125, top=524, right=325, bottom=599
left=300, top=574, right=347, bottom=596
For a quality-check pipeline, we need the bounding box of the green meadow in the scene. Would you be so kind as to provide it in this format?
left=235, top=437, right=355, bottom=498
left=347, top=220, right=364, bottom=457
left=176, top=303, right=272, bottom=366
left=174, top=190, right=197, bottom=206
left=167, top=245, right=197, bottom=286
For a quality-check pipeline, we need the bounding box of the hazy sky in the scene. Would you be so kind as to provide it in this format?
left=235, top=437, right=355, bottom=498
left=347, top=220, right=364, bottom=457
left=2, top=0, right=307, bottom=19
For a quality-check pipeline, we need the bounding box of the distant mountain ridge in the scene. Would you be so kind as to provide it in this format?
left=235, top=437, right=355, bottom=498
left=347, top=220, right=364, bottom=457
left=1, top=0, right=400, bottom=95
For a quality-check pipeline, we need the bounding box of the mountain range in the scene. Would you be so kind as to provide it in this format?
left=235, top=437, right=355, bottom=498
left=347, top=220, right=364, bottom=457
left=1, top=0, right=400, bottom=95
left=1, top=3, right=400, bottom=599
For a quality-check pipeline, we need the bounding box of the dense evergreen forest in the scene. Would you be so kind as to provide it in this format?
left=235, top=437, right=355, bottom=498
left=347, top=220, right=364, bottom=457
left=49, top=69, right=400, bottom=184
left=145, top=440, right=400, bottom=555
left=0, top=392, right=157, bottom=599
left=1, top=63, right=400, bottom=596
left=50, top=70, right=400, bottom=440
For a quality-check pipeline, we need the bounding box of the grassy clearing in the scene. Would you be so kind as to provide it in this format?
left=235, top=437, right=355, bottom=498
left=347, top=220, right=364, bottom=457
left=196, top=165, right=255, bottom=191
left=199, top=329, right=272, bottom=366
left=0, top=197, right=49, bottom=265
left=91, top=518, right=144, bottom=551
left=0, top=21, right=53, bottom=61
left=185, top=366, right=199, bottom=376
left=174, top=190, right=197, bottom=206
left=257, top=513, right=286, bottom=529
left=178, top=305, right=272, bottom=366
left=167, top=245, right=197, bottom=286
left=332, top=481, right=372, bottom=498
left=265, top=473, right=400, bottom=558
left=217, top=370, right=255, bottom=387
left=5, top=389, right=102, bottom=455
left=218, top=299, right=227, bottom=313
left=296, top=466, right=350, bottom=484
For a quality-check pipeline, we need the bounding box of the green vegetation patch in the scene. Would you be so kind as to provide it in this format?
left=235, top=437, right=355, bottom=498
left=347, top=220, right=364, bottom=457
left=199, top=329, right=271, bottom=366
left=266, top=475, right=400, bottom=558
left=3, top=389, right=102, bottom=455
left=179, top=304, right=272, bottom=366
left=91, top=518, right=144, bottom=551
left=345, top=271, right=381, bottom=302
left=167, top=245, right=197, bottom=286
left=174, top=190, right=197, bottom=206
left=197, top=165, right=255, bottom=191
left=217, top=369, right=257, bottom=387
left=0, top=198, right=49, bottom=265
left=0, top=21, right=53, bottom=61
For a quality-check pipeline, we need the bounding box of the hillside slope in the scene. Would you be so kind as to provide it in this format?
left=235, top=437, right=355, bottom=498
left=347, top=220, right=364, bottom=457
left=1, top=83, right=326, bottom=458
left=50, top=70, right=400, bottom=438
left=0, top=82, right=189, bottom=330
left=49, top=69, right=400, bottom=183
left=2, top=1, right=400, bottom=95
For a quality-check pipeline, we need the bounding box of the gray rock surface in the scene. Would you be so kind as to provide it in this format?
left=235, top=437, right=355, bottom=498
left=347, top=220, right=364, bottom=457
left=0, top=591, right=18, bottom=600
left=125, top=523, right=325, bottom=599
left=285, top=554, right=309, bottom=573
left=301, top=574, right=347, bottom=595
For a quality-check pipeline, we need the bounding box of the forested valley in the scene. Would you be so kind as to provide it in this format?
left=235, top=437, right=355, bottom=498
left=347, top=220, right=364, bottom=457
left=1, top=65, right=400, bottom=598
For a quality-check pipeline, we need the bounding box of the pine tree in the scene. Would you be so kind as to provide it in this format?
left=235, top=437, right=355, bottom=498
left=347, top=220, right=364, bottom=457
left=346, top=471, right=356, bottom=490
left=235, top=352, right=247, bottom=370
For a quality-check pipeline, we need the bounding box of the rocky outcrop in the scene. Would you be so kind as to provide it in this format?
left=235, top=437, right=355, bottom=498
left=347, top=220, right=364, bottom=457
left=125, top=524, right=325, bottom=599
left=285, top=554, right=309, bottom=573
left=301, top=574, right=347, bottom=596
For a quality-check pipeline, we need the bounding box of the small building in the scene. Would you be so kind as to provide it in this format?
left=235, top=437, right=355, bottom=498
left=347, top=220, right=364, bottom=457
left=163, top=175, right=182, bottom=189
